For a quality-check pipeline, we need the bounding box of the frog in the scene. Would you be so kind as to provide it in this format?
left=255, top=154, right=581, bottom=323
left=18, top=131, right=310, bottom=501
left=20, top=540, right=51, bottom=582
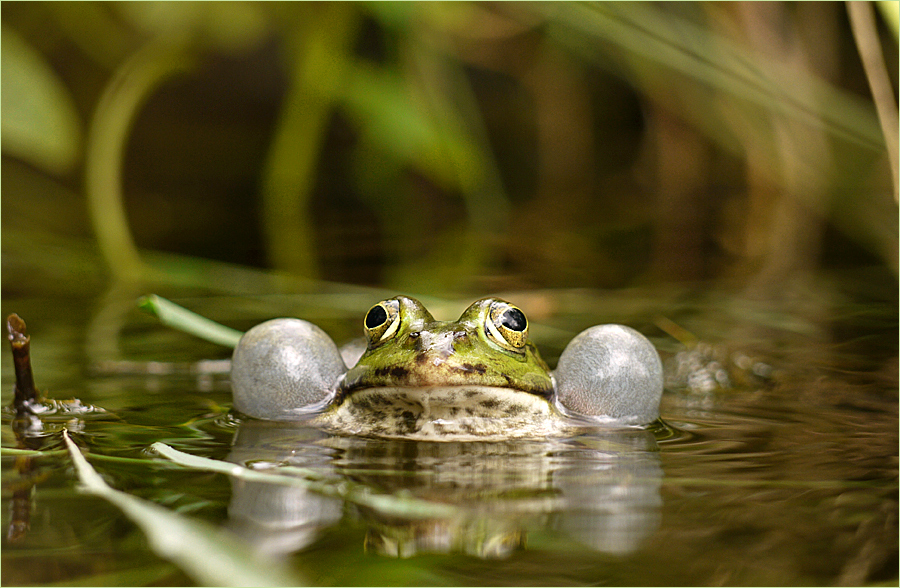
left=230, top=296, right=664, bottom=441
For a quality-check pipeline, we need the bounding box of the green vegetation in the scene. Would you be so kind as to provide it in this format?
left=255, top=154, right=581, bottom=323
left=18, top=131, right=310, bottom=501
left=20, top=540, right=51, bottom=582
left=138, top=294, right=243, bottom=347
left=63, top=431, right=301, bottom=587
left=2, top=2, right=896, bottom=298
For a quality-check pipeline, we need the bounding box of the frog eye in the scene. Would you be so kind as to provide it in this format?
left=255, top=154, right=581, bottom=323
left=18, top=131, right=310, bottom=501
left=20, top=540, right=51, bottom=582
left=364, top=299, right=401, bottom=346
left=485, top=301, right=528, bottom=352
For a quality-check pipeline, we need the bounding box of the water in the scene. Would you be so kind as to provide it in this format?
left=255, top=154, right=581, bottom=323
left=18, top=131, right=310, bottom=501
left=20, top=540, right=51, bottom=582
left=1, top=278, right=896, bottom=586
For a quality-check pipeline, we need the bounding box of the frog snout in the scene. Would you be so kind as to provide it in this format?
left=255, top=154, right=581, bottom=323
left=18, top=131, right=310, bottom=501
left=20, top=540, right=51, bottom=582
left=416, top=330, right=461, bottom=356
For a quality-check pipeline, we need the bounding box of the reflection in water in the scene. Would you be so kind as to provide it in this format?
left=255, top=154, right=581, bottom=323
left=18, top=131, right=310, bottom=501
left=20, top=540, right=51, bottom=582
left=226, top=420, right=663, bottom=559
left=225, top=422, right=344, bottom=556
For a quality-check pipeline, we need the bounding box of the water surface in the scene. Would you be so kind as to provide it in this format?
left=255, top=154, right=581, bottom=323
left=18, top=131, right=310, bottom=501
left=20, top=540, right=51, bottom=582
left=2, top=279, right=896, bottom=586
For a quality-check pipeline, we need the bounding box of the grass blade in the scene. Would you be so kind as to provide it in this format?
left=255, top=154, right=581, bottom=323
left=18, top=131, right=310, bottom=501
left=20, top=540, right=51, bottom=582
left=152, top=441, right=460, bottom=519
left=63, top=430, right=300, bottom=587
left=138, top=294, right=243, bottom=348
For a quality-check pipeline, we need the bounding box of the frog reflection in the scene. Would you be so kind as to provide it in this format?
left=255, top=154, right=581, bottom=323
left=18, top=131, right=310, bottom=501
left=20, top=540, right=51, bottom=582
left=225, top=420, right=663, bottom=559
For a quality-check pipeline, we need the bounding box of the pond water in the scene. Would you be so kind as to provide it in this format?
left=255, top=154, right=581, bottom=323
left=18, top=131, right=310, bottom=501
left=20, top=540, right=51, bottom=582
left=1, top=275, right=897, bottom=586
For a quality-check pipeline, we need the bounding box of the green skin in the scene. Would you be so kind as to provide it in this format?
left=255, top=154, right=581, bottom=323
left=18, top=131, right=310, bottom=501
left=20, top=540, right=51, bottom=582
left=338, top=296, right=554, bottom=401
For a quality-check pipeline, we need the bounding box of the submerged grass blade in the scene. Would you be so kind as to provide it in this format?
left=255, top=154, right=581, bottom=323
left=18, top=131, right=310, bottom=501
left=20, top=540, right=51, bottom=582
left=138, top=294, right=243, bottom=348
left=63, top=430, right=299, bottom=587
left=41, top=563, right=179, bottom=587
left=1, top=447, right=68, bottom=457
left=151, top=441, right=459, bottom=519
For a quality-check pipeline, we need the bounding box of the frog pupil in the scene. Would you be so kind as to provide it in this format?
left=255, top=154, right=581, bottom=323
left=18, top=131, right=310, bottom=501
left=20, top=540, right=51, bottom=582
left=366, top=305, right=387, bottom=329
left=501, top=308, right=526, bottom=332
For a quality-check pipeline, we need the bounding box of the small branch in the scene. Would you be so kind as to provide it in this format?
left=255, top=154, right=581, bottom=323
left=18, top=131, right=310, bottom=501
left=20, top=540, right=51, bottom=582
left=7, top=314, right=41, bottom=411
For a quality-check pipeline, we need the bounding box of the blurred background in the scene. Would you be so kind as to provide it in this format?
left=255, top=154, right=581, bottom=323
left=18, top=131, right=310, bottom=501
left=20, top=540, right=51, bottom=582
left=2, top=1, right=897, bottom=302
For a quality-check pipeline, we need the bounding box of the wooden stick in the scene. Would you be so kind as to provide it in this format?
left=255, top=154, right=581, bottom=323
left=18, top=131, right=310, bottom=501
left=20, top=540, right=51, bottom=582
left=7, top=314, right=41, bottom=411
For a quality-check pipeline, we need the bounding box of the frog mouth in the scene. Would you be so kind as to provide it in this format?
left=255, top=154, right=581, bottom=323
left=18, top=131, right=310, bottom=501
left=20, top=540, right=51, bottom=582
left=337, top=364, right=555, bottom=401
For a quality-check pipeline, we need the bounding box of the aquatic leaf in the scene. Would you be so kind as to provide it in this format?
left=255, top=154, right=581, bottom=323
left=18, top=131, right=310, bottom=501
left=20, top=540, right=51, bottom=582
left=139, top=294, right=243, bottom=348
left=0, top=447, right=68, bottom=457
left=63, top=430, right=300, bottom=587
left=1, top=25, right=81, bottom=174
left=152, top=441, right=460, bottom=519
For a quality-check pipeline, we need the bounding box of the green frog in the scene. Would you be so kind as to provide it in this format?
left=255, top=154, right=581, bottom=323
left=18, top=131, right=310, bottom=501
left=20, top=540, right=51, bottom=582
left=230, top=296, right=663, bottom=440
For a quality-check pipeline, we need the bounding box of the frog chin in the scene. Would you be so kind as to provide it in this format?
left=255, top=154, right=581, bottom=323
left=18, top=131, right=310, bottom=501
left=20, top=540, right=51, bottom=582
left=315, top=386, right=564, bottom=441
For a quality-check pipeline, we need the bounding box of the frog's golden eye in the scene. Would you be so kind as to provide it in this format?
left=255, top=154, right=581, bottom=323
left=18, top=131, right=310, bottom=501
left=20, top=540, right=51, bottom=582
left=485, top=301, right=528, bottom=352
left=364, top=299, right=401, bottom=347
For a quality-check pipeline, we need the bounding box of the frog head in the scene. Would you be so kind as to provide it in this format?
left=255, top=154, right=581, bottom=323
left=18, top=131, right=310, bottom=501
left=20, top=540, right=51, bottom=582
left=338, top=296, right=553, bottom=399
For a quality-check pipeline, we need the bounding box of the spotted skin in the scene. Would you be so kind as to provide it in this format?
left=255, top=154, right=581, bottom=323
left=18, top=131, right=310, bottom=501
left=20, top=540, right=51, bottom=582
left=316, top=386, right=567, bottom=441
